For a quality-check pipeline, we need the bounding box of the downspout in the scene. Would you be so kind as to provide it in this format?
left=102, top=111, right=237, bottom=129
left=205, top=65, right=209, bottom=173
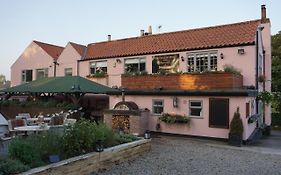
left=53, top=60, right=57, bottom=77
left=263, top=50, right=266, bottom=123
left=255, top=30, right=259, bottom=116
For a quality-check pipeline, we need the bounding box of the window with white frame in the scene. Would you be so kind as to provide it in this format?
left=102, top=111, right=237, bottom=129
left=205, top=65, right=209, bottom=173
left=64, top=68, right=72, bottom=76
left=36, top=68, right=48, bottom=80
left=89, top=61, right=107, bottom=74
left=187, top=52, right=217, bottom=72
left=21, top=69, right=32, bottom=83
left=189, top=100, right=202, bottom=117
left=125, top=57, right=146, bottom=73
left=152, top=99, right=164, bottom=115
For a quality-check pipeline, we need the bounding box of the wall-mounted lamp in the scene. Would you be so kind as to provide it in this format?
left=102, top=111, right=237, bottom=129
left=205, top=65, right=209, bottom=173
left=238, top=48, right=245, bottom=55
left=173, top=97, right=178, bottom=108
left=220, top=53, right=224, bottom=59
left=116, top=58, right=122, bottom=64
left=181, top=56, right=185, bottom=62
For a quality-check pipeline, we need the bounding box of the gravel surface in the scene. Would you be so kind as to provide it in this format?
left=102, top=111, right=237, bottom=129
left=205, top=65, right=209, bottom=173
left=94, top=135, right=281, bottom=175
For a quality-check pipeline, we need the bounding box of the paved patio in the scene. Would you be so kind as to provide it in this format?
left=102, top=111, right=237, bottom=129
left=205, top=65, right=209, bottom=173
left=95, top=132, right=281, bottom=175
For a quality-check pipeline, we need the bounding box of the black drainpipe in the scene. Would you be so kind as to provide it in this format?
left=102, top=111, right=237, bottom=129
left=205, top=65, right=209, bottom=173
left=255, top=30, right=259, bottom=116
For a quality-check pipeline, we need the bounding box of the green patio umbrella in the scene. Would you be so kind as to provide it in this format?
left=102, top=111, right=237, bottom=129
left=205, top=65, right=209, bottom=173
left=1, top=76, right=116, bottom=94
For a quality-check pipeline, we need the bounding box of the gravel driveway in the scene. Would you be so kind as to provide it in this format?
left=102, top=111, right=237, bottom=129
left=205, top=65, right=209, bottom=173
left=95, top=135, right=281, bottom=175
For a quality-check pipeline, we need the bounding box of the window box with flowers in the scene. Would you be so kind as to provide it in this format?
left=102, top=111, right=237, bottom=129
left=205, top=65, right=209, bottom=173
left=159, top=113, right=190, bottom=124
left=86, top=72, right=108, bottom=78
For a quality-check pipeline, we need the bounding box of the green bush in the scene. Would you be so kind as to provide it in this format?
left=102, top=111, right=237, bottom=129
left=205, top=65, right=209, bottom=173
left=115, top=134, right=139, bottom=144
left=94, top=122, right=116, bottom=147
left=43, top=99, right=59, bottom=108
left=8, top=137, right=44, bottom=168
left=62, top=119, right=96, bottom=157
left=36, top=132, right=63, bottom=162
left=272, top=113, right=281, bottom=127
left=0, top=157, right=30, bottom=175
left=229, top=108, right=244, bottom=136
left=159, top=113, right=190, bottom=123
left=64, top=103, right=79, bottom=110
left=223, top=64, right=241, bottom=75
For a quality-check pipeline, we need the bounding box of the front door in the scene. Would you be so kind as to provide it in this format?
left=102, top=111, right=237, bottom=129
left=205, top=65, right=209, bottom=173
left=209, top=98, right=229, bottom=129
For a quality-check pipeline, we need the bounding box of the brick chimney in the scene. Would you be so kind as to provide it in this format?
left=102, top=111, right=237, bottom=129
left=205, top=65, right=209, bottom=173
left=261, top=5, right=267, bottom=23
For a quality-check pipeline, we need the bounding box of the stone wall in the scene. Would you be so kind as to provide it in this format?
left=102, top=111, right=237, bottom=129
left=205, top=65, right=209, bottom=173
left=21, top=139, right=151, bottom=175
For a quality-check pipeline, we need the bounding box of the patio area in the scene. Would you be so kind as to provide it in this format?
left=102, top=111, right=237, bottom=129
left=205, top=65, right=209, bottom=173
left=95, top=134, right=281, bottom=175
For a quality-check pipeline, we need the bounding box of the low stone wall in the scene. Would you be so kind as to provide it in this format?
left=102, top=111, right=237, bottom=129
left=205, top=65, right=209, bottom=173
left=20, top=139, right=151, bottom=175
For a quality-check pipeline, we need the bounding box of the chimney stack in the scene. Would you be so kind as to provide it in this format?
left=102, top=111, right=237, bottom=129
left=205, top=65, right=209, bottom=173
left=140, top=30, right=145, bottom=36
left=148, top=25, right=152, bottom=35
left=107, top=35, right=111, bottom=41
left=261, top=5, right=267, bottom=23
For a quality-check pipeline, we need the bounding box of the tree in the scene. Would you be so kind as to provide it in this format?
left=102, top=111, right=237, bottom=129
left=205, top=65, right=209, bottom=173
left=0, top=74, right=6, bottom=88
left=272, top=31, right=281, bottom=114
left=272, top=31, right=281, bottom=92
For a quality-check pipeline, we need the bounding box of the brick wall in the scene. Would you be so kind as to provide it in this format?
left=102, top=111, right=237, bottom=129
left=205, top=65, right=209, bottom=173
left=121, top=72, right=243, bottom=90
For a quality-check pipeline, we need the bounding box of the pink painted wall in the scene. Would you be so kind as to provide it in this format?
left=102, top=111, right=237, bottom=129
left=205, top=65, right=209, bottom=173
left=56, top=43, right=81, bottom=77
left=110, top=95, right=256, bottom=140
left=11, top=41, right=55, bottom=86
left=78, top=45, right=256, bottom=88
left=261, top=22, right=272, bottom=125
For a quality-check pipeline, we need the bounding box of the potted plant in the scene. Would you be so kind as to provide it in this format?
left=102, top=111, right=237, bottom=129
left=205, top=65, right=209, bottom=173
left=228, top=107, right=244, bottom=147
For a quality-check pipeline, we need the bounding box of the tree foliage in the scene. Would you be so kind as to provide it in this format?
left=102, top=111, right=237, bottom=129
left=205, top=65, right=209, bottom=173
left=0, top=74, right=6, bottom=88
left=272, top=31, right=281, bottom=92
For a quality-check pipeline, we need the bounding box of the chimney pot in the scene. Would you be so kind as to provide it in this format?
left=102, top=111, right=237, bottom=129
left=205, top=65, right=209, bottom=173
left=261, top=5, right=267, bottom=23
left=140, top=30, right=145, bottom=36
left=108, top=35, right=111, bottom=41
left=148, top=25, right=152, bottom=34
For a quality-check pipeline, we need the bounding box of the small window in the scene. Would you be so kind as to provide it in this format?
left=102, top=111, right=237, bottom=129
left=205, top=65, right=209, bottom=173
left=153, top=100, right=164, bottom=115
left=36, top=68, right=48, bottom=80
left=64, top=68, right=72, bottom=76
left=125, top=57, right=146, bottom=73
left=21, top=69, right=32, bottom=83
left=189, top=100, right=202, bottom=117
left=90, top=61, right=107, bottom=74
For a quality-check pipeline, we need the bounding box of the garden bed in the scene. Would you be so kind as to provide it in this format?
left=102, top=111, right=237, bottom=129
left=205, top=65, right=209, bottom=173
left=20, top=139, right=151, bottom=175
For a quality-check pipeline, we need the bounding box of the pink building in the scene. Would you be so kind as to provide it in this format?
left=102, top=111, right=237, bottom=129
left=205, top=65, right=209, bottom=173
left=11, top=41, right=86, bottom=86
left=10, top=5, right=271, bottom=142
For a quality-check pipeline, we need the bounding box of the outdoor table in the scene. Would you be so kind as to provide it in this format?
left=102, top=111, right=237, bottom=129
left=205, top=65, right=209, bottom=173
left=27, top=117, right=51, bottom=125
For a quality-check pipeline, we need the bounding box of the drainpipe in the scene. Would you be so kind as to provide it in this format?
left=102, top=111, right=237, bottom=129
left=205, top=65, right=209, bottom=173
left=255, top=30, right=259, bottom=116
left=53, top=60, right=59, bottom=77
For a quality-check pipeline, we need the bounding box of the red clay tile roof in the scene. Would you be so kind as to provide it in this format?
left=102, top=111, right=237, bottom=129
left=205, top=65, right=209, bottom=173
left=69, top=42, right=87, bottom=56
left=34, top=40, right=64, bottom=60
left=84, top=19, right=261, bottom=60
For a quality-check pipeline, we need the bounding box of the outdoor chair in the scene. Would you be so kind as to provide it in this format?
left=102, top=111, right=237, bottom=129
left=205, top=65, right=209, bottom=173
left=7, top=119, right=27, bottom=136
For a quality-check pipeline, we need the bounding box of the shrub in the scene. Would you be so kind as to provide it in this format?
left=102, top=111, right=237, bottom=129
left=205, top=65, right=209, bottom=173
left=229, top=108, right=244, bottom=136
left=94, top=122, right=116, bottom=147
left=64, top=103, right=79, bottom=110
left=8, top=137, right=44, bottom=168
left=159, top=113, right=190, bottom=123
left=43, top=99, right=59, bottom=108
left=115, top=134, right=139, bottom=144
left=0, top=157, right=30, bottom=175
left=62, top=119, right=96, bottom=157
left=223, top=64, right=241, bottom=75
left=257, top=91, right=273, bottom=105
left=36, top=132, right=63, bottom=162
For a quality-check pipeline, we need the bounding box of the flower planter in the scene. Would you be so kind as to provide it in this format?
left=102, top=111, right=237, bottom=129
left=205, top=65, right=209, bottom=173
left=228, top=133, right=242, bottom=147
left=21, top=139, right=151, bottom=175
left=121, top=72, right=243, bottom=90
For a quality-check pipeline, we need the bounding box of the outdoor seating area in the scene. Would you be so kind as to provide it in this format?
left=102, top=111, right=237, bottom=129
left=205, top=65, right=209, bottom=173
left=2, top=108, right=82, bottom=138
